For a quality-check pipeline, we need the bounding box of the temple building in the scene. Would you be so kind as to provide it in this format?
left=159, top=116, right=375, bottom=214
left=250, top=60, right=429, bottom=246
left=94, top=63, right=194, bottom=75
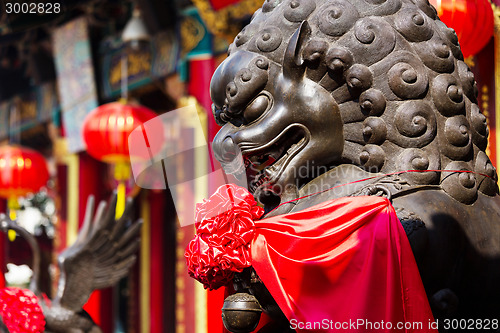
left=0, top=0, right=498, bottom=332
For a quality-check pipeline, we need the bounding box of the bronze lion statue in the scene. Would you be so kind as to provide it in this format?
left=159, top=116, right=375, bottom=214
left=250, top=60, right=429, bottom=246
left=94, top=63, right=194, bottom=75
left=210, top=0, right=500, bottom=331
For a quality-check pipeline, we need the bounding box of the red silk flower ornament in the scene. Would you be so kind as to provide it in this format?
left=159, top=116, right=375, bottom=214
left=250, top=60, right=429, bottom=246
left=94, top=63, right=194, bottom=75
left=185, top=184, right=264, bottom=290
left=0, top=287, right=45, bottom=333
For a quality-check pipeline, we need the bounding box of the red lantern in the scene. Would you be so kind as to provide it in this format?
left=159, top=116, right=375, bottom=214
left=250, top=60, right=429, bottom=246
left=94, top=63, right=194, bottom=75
left=0, top=145, right=49, bottom=199
left=82, top=101, right=163, bottom=218
left=82, top=102, right=162, bottom=164
left=429, top=0, right=494, bottom=57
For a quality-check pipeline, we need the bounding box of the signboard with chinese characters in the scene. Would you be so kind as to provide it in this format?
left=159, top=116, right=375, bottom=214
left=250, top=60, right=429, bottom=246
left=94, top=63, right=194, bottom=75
left=99, top=31, right=179, bottom=99
left=0, top=102, right=10, bottom=140
left=0, top=83, right=59, bottom=140
left=191, top=0, right=261, bottom=38
left=10, top=91, right=37, bottom=134
left=38, top=83, right=59, bottom=123
left=53, top=17, right=99, bottom=153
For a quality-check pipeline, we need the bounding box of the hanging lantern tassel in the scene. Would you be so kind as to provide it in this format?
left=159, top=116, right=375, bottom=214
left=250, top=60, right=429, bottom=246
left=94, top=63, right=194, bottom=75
left=82, top=102, right=164, bottom=219
left=114, top=162, right=131, bottom=219
left=0, top=145, right=49, bottom=241
left=7, top=197, right=19, bottom=241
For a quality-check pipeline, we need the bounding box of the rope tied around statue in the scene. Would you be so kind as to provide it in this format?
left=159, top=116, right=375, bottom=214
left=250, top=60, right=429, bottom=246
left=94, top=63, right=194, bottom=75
left=268, top=168, right=497, bottom=215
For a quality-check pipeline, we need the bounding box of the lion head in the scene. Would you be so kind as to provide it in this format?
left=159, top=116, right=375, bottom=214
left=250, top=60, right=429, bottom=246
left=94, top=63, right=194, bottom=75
left=211, top=0, right=498, bottom=209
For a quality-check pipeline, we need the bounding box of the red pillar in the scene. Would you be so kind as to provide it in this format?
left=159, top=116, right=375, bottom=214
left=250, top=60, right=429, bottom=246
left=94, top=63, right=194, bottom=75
left=150, top=191, right=165, bottom=333
left=188, top=57, right=227, bottom=333
left=0, top=199, right=5, bottom=288
left=78, top=152, right=113, bottom=333
left=187, top=57, right=219, bottom=158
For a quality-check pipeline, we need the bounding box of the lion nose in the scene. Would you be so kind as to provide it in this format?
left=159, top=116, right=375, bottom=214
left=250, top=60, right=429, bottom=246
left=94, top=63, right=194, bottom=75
left=213, top=135, right=245, bottom=175
left=213, top=136, right=239, bottom=163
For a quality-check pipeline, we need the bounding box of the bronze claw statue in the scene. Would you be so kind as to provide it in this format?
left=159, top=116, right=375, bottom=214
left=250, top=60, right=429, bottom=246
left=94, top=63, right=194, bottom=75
left=210, top=0, right=500, bottom=331
left=0, top=194, right=141, bottom=333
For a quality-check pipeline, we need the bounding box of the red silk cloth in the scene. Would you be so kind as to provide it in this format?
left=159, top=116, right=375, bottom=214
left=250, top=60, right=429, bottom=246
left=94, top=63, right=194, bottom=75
left=251, top=196, right=436, bottom=333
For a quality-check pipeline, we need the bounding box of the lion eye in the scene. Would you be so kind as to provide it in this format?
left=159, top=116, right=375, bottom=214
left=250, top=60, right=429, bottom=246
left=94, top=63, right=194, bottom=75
left=244, top=94, right=270, bottom=123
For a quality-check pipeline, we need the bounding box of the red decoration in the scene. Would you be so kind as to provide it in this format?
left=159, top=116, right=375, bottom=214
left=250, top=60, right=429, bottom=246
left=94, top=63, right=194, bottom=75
left=186, top=186, right=436, bottom=331
left=185, top=184, right=264, bottom=290
left=252, top=196, right=436, bottom=332
left=0, top=145, right=49, bottom=199
left=430, top=0, right=494, bottom=57
left=0, top=287, right=45, bottom=333
left=82, top=102, right=162, bottom=164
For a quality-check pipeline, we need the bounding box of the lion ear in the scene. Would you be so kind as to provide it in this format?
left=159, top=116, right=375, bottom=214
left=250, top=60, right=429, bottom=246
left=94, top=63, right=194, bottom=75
left=283, top=21, right=311, bottom=80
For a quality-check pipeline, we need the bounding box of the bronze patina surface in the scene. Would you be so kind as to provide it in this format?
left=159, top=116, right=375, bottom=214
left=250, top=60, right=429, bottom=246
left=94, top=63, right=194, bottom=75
left=210, top=0, right=500, bottom=331
left=222, top=293, right=263, bottom=333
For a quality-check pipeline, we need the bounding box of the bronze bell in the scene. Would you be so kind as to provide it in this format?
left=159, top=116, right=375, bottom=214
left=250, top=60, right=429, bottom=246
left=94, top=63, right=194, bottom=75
left=221, top=293, right=263, bottom=333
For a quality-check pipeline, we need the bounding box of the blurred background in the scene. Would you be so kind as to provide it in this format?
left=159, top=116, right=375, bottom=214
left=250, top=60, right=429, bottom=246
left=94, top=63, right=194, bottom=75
left=0, top=0, right=498, bottom=332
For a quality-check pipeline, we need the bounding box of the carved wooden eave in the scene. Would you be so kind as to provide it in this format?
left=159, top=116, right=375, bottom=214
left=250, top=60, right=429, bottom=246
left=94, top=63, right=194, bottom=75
left=191, top=0, right=263, bottom=40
